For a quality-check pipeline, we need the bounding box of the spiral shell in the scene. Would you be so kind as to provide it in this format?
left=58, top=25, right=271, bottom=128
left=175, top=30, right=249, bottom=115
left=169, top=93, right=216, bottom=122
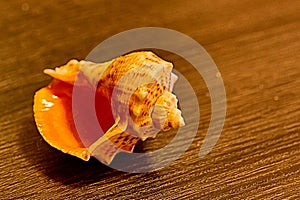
left=34, top=51, right=185, bottom=164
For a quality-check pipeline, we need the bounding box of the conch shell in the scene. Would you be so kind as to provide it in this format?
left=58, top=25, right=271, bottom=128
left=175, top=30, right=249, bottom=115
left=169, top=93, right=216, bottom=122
left=33, top=51, right=185, bottom=164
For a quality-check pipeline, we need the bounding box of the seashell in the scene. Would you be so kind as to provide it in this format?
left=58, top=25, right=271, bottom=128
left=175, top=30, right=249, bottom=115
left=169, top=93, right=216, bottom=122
left=33, top=51, right=185, bottom=164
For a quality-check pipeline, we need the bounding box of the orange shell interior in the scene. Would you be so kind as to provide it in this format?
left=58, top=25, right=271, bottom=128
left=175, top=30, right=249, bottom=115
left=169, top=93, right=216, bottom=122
left=34, top=80, right=91, bottom=160
left=34, top=79, right=115, bottom=161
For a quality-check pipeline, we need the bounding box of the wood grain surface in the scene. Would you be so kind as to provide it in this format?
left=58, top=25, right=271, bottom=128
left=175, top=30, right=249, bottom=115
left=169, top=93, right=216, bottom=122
left=0, top=0, right=299, bottom=199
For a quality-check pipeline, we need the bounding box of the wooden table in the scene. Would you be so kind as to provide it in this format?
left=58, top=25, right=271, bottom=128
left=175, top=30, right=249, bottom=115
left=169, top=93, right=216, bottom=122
left=1, top=0, right=299, bottom=199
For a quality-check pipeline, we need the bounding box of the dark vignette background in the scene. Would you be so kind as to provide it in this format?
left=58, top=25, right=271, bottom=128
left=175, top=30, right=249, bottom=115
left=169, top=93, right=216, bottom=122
left=0, top=1, right=299, bottom=199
